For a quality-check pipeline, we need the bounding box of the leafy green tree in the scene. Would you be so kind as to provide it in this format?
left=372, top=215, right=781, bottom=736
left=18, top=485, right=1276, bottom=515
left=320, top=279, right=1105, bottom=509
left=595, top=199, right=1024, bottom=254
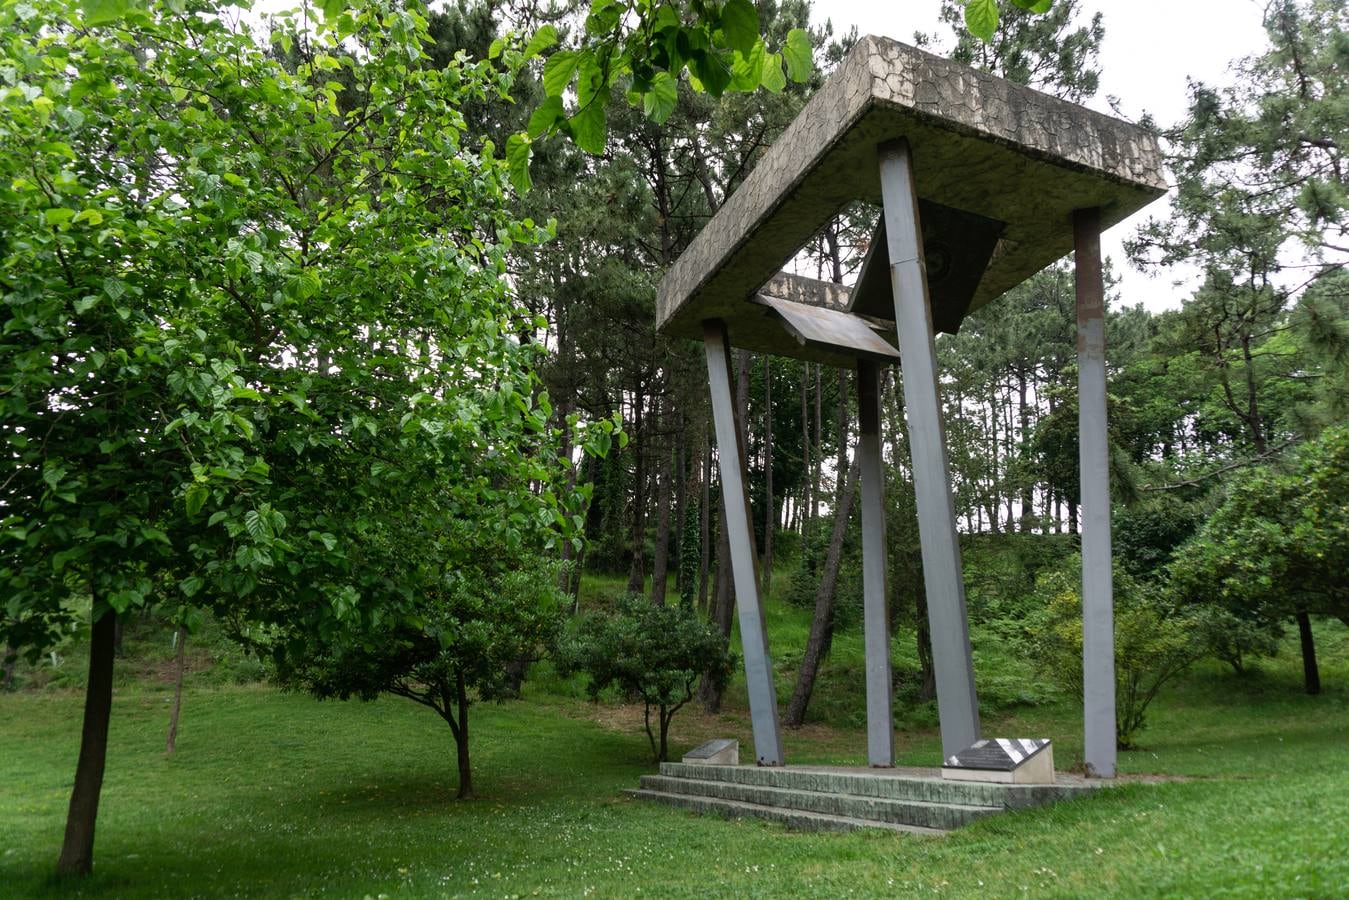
left=922, top=0, right=1100, bottom=101
left=555, top=594, right=735, bottom=761
left=0, top=0, right=597, bottom=875
left=274, top=563, right=567, bottom=799
left=1168, top=428, right=1349, bottom=695
left=1130, top=0, right=1347, bottom=457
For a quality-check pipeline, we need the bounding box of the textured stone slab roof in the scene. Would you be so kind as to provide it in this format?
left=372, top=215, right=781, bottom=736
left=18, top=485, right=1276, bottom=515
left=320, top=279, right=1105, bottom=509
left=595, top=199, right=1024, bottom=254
left=655, top=35, right=1167, bottom=351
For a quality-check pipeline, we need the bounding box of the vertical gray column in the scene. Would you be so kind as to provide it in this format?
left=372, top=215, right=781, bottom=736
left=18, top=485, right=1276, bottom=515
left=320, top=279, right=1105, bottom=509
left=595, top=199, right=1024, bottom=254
left=857, top=360, right=895, bottom=767
left=1073, top=208, right=1116, bottom=779
left=703, top=319, right=785, bottom=767
left=878, top=140, right=980, bottom=760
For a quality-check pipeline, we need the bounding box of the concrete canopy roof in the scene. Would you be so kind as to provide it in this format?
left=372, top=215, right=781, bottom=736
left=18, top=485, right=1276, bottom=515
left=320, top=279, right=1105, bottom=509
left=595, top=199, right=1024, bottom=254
left=655, top=35, right=1168, bottom=362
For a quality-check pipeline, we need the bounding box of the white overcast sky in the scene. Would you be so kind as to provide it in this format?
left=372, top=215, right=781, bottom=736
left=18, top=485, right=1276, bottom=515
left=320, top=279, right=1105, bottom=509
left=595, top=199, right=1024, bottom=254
left=814, top=0, right=1275, bottom=311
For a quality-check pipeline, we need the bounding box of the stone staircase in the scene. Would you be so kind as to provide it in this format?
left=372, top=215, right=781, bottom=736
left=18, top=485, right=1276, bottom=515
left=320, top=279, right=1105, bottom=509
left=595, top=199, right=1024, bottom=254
left=627, top=763, right=1097, bottom=834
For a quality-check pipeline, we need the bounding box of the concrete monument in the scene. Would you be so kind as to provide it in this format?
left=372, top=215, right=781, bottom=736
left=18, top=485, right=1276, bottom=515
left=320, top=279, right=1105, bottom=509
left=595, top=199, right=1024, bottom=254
left=655, top=35, right=1166, bottom=779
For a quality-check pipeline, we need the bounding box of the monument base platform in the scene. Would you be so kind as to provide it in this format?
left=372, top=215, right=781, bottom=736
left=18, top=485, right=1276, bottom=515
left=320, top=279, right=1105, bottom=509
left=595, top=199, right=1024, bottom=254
left=626, top=762, right=1097, bottom=834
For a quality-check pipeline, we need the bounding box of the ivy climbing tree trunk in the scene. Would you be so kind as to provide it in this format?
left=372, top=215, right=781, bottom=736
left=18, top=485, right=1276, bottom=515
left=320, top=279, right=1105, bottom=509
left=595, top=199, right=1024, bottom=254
left=57, top=604, right=117, bottom=877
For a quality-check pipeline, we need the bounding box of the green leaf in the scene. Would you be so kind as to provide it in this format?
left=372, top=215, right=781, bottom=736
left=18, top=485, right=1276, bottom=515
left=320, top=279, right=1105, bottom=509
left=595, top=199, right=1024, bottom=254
left=320, top=0, right=347, bottom=22
left=569, top=101, right=607, bottom=154
left=244, top=509, right=267, bottom=541
left=527, top=96, right=565, bottom=138
left=542, top=50, right=581, bottom=98
left=488, top=36, right=506, bottom=60
left=964, top=0, right=999, bottom=42
left=185, top=483, right=207, bottom=517
left=1010, top=0, right=1053, bottom=11
left=524, top=25, right=558, bottom=60
left=719, top=0, right=760, bottom=55
left=760, top=51, right=786, bottom=93
left=585, top=0, right=621, bottom=36
left=575, top=51, right=605, bottom=108
left=642, top=71, right=678, bottom=123
left=729, top=41, right=766, bottom=92
left=782, top=29, right=813, bottom=83
left=82, top=0, right=134, bottom=25
left=43, top=208, right=74, bottom=228
left=506, top=132, right=533, bottom=194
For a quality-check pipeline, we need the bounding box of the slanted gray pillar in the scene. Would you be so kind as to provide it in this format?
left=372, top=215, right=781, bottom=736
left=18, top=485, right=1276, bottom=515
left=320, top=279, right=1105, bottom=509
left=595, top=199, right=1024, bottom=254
left=857, top=360, right=895, bottom=767
left=702, top=319, right=785, bottom=766
left=878, top=140, right=980, bottom=760
left=1073, top=208, right=1116, bottom=779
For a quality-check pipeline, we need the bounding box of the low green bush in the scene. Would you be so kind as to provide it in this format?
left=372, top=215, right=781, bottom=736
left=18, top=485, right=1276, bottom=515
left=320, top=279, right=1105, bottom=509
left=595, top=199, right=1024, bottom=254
left=1026, top=556, right=1205, bottom=749
left=554, top=595, right=734, bottom=762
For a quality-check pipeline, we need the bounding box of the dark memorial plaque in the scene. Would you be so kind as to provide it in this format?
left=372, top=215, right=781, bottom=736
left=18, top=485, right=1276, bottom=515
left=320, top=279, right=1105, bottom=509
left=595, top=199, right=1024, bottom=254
left=682, top=738, right=738, bottom=766
left=943, top=739, right=1054, bottom=783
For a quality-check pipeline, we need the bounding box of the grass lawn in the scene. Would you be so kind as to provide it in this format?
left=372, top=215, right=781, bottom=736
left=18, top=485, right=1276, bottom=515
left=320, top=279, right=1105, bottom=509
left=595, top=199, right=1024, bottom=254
left=2, top=603, right=1347, bottom=897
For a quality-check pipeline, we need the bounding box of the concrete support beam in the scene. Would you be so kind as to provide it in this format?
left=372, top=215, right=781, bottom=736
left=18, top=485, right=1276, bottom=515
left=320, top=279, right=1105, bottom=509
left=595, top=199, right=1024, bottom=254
left=857, top=360, right=895, bottom=767
left=1073, top=208, right=1117, bottom=779
left=703, top=319, right=785, bottom=766
left=878, top=140, right=981, bottom=760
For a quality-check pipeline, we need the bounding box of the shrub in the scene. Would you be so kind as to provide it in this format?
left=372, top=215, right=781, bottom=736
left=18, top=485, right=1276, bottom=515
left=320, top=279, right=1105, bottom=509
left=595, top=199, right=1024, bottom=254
left=1027, top=557, right=1204, bottom=749
left=555, top=596, right=735, bottom=762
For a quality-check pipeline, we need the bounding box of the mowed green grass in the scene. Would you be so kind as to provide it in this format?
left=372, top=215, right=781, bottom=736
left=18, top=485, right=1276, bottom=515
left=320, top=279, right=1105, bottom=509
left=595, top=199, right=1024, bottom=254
left=2, top=612, right=1347, bottom=898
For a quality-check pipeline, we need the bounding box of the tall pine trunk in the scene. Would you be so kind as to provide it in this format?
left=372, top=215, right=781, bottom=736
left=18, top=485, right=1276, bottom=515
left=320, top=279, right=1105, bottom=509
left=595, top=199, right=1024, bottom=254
left=650, top=416, right=673, bottom=606
left=697, top=435, right=711, bottom=609
left=57, top=603, right=117, bottom=877
left=800, top=363, right=813, bottom=549
left=700, top=519, right=734, bottom=711
left=785, top=460, right=859, bottom=727
left=1017, top=367, right=1033, bottom=532
left=762, top=356, right=774, bottom=595
left=626, top=391, right=647, bottom=594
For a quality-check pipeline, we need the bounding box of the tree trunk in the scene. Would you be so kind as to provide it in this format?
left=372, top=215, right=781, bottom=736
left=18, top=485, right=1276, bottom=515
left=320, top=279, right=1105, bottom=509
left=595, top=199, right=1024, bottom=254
left=1, top=639, right=17, bottom=691
left=1017, top=367, right=1033, bottom=533
left=453, top=670, right=474, bottom=799
left=812, top=366, right=822, bottom=532
left=1296, top=609, right=1321, bottom=696
left=699, top=518, right=734, bottom=711
left=558, top=400, right=577, bottom=594
left=800, top=363, right=813, bottom=548
left=698, top=435, right=711, bottom=610
left=659, top=705, right=671, bottom=763
left=835, top=369, right=848, bottom=503
left=762, top=356, right=774, bottom=596
left=673, top=426, right=687, bottom=595
left=626, top=390, right=647, bottom=594
left=165, top=628, right=186, bottom=754
left=650, top=405, right=673, bottom=606
left=784, top=460, right=859, bottom=728
left=57, top=605, right=117, bottom=877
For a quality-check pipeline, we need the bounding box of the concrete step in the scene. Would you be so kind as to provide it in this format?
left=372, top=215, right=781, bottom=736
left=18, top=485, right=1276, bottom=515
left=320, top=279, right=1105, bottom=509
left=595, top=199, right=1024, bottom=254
left=658, top=762, right=1095, bottom=811
left=625, top=789, right=948, bottom=835
left=639, top=774, right=998, bottom=830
